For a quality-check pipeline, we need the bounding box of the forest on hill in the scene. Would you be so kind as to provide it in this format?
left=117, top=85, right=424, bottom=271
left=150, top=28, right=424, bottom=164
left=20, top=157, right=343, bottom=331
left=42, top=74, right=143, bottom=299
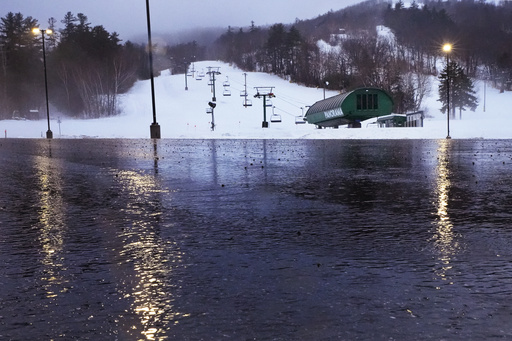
left=1, top=0, right=512, bottom=119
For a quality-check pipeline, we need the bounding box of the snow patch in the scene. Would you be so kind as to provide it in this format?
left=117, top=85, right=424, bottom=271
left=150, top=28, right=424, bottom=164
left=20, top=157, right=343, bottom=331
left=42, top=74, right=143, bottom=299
left=1, top=61, right=511, bottom=139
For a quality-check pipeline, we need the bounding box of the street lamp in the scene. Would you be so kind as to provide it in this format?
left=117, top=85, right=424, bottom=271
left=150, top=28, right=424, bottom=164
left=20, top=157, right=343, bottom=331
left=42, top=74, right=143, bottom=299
left=443, top=43, right=452, bottom=139
left=185, top=62, right=189, bottom=91
left=33, top=27, right=53, bottom=139
left=323, top=81, right=329, bottom=99
left=146, top=0, right=161, bottom=139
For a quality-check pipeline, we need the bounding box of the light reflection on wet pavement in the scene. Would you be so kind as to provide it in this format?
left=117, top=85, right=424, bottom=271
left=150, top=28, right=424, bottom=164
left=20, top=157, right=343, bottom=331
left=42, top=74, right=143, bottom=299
left=0, top=138, right=511, bottom=340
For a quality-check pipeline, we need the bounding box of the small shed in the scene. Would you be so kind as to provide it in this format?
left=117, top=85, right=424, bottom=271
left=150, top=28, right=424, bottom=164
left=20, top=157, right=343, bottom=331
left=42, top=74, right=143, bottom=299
left=305, top=87, right=394, bottom=128
left=406, top=110, right=424, bottom=127
left=377, top=114, right=407, bottom=127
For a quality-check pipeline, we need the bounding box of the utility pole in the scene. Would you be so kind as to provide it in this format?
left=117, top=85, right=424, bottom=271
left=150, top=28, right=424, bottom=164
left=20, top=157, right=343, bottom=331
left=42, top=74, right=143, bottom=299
left=243, top=73, right=249, bottom=107
left=184, top=63, right=188, bottom=91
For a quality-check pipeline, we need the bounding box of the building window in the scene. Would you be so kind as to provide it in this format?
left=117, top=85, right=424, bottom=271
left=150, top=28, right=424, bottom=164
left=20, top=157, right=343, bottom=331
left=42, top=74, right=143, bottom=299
left=356, top=94, right=378, bottom=110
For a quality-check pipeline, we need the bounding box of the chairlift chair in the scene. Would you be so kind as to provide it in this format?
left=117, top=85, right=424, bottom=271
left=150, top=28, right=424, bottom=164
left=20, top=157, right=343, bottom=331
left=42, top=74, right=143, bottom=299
left=206, top=107, right=213, bottom=114
left=270, top=113, right=282, bottom=123
left=295, top=116, right=306, bottom=124
left=240, top=90, right=247, bottom=97
left=265, top=100, right=273, bottom=107
left=223, top=89, right=232, bottom=96
left=243, top=99, right=252, bottom=107
left=223, top=76, right=230, bottom=87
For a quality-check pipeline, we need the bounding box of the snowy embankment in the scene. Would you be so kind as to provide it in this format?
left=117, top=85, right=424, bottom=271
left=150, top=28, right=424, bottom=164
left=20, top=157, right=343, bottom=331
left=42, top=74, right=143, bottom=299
left=1, top=60, right=511, bottom=139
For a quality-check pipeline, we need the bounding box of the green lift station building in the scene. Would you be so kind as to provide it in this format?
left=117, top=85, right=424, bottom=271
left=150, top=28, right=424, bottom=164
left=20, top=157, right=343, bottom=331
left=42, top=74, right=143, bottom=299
left=305, top=87, right=394, bottom=128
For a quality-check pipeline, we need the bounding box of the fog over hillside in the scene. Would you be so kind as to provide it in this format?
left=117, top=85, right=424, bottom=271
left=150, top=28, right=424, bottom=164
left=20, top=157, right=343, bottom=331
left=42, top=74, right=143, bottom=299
left=2, top=60, right=510, bottom=139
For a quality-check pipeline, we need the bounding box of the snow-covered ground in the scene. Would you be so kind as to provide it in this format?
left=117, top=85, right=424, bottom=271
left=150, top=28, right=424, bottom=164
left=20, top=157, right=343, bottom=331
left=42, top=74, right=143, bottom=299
left=1, top=60, right=510, bottom=139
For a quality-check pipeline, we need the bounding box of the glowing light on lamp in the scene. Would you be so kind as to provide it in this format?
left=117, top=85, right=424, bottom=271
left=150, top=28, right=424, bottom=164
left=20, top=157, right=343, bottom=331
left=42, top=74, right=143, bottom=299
left=442, top=43, right=452, bottom=53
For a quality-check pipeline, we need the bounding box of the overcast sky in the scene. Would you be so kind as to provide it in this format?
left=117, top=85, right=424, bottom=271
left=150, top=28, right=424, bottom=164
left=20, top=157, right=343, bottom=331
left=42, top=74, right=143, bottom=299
left=0, top=0, right=363, bottom=41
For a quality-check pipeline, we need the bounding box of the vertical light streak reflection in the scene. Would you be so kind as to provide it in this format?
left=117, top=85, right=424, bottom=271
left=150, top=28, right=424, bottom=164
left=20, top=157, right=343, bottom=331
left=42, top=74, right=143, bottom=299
left=432, top=140, right=458, bottom=285
left=112, top=169, right=186, bottom=340
left=34, top=154, right=67, bottom=299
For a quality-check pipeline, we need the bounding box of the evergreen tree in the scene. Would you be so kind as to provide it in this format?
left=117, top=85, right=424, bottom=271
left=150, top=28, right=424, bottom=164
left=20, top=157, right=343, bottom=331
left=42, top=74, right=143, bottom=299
left=266, top=24, right=287, bottom=74
left=0, top=12, right=40, bottom=118
left=451, top=63, right=478, bottom=118
left=285, top=26, right=303, bottom=77
left=46, top=17, right=59, bottom=50
left=51, top=12, right=126, bottom=117
left=438, top=61, right=478, bottom=119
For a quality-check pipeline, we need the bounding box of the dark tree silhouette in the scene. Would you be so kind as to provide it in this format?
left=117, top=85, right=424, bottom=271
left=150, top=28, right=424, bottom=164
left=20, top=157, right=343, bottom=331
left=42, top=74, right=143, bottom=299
left=0, top=12, right=40, bottom=118
left=438, top=61, right=478, bottom=119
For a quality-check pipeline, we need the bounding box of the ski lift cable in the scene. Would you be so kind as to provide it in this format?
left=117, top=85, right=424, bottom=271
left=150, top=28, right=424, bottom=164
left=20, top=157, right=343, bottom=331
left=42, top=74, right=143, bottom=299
left=230, top=77, right=261, bottom=95
left=221, top=71, right=310, bottom=101
left=213, top=79, right=244, bottom=93
left=230, top=85, right=244, bottom=93
left=230, top=73, right=312, bottom=105
left=231, top=78, right=246, bottom=86
left=272, top=106, right=300, bottom=118
left=231, top=75, right=255, bottom=87
left=221, top=77, right=244, bottom=92
left=273, top=96, right=304, bottom=109
left=274, top=92, right=311, bottom=107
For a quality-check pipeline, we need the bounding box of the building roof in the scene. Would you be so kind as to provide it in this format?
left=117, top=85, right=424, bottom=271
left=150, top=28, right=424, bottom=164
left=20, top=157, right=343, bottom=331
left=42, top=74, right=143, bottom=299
left=306, top=87, right=391, bottom=117
left=306, top=92, right=351, bottom=116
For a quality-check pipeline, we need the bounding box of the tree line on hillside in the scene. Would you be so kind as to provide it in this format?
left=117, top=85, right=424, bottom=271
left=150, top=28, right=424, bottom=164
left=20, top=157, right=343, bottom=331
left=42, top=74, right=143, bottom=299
left=207, top=16, right=429, bottom=114
left=204, top=0, right=511, bottom=115
left=2, top=0, right=508, bottom=120
left=0, top=12, right=151, bottom=119
left=384, top=0, right=512, bottom=82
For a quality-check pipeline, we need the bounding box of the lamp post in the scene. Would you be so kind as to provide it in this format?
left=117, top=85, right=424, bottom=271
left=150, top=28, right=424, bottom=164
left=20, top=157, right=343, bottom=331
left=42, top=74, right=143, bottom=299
left=483, top=78, right=486, bottom=112
left=146, top=0, right=161, bottom=139
left=323, top=81, right=329, bottom=99
left=33, top=27, right=53, bottom=139
left=443, top=43, right=452, bottom=139
left=185, top=62, right=189, bottom=91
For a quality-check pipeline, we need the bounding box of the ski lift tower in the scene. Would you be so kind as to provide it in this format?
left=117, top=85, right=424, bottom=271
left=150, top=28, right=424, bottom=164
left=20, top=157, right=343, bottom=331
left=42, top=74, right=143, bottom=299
left=206, top=101, right=216, bottom=131
left=254, top=86, right=275, bottom=128
left=241, top=73, right=252, bottom=107
left=207, top=67, right=221, bottom=102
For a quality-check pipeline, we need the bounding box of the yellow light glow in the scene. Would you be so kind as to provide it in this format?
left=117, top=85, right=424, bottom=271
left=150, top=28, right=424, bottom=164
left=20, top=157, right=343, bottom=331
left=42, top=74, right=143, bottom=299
left=35, top=156, right=67, bottom=301
left=112, top=169, right=183, bottom=340
left=32, top=28, right=52, bottom=35
left=443, top=43, right=452, bottom=53
left=431, top=139, right=460, bottom=284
